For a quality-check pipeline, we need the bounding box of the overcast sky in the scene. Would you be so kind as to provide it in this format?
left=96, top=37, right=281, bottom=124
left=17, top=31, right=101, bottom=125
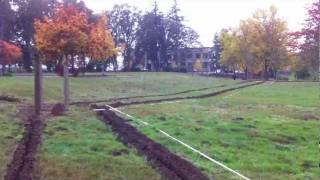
left=83, top=0, right=314, bottom=47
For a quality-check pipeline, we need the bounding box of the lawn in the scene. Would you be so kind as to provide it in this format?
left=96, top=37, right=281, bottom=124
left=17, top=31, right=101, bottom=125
left=123, top=81, right=320, bottom=179
left=0, top=73, right=238, bottom=102
left=0, top=73, right=319, bottom=180
left=35, top=106, right=160, bottom=180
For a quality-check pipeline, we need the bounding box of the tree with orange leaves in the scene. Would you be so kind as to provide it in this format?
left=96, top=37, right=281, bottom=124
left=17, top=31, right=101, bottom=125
left=34, top=4, right=90, bottom=63
left=0, top=40, right=22, bottom=74
left=88, top=16, right=116, bottom=61
left=34, top=3, right=116, bottom=107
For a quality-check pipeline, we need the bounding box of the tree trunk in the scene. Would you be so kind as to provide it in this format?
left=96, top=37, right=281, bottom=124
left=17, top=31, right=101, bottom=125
left=82, top=56, right=86, bottom=76
left=123, top=49, right=130, bottom=70
left=264, top=61, right=268, bottom=81
left=63, top=55, right=69, bottom=109
left=318, top=23, right=320, bottom=81
left=34, top=55, right=42, bottom=115
left=24, top=39, right=33, bottom=72
left=1, top=63, right=5, bottom=75
left=245, top=68, right=248, bottom=80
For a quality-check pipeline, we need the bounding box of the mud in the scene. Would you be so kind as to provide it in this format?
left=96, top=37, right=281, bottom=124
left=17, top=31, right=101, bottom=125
left=0, top=95, right=20, bottom=102
left=108, top=81, right=264, bottom=108
left=4, top=115, right=44, bottom=180
left=51, top=103, right=66, bottom=116
left=98, top=109, right=209, bottom=180
left=5, top=104, right=54, bottom=180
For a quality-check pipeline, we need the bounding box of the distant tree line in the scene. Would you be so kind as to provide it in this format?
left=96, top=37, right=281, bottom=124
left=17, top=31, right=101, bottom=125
left=291, top=0, right=320, bottom=81
left=0, top=0, right=58, bottom=72
left=1, top=0, right=318, bottom=79
left=212, top=1, right=319, bottom=80
left=107, top=0, right=200, bottom=72
left=0, top=0, right=200, bottom=73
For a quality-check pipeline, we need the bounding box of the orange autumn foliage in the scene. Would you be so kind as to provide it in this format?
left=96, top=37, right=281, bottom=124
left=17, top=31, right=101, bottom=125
left=34, top=4, right=116, bottom=63
left=0, top=40, right=22, bottom=66
left=88, top=16, right=116, bottom=61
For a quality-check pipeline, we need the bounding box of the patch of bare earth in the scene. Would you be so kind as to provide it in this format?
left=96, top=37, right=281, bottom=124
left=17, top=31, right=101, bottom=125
left=97, top=109, right=209, bottom=180
left=0, top=95, right=20, bottom=103
left=4, top=104, right=61, bottom=180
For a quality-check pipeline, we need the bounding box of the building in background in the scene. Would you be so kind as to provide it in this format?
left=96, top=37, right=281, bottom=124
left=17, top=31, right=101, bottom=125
left=168, top=47, right=214, bottom=72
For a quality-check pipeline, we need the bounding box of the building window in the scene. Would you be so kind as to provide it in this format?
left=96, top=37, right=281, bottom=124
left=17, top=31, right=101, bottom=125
left=203, top=53, right=208, bottom=59
left=187, top=62, right=193, bottom=71
left=187, top=53, right=193, bottom=58
left=196, top=53, right=201, bottom=58
left=180, top=53, right=186, bottom=59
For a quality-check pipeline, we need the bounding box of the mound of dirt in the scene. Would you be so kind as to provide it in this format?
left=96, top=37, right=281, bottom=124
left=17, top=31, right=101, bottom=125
left=51, top=103, right=66, bottom=116
left=98, top=109, right=209, bottom=180
left=0, top=95, right=20, bottom=102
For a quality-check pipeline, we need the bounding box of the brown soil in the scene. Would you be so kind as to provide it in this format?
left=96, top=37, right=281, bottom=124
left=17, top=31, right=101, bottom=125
left=98, top=109, right=209, bottom=180
left=108, top=81, right=264, bottom=108
left=302, top=114, right=320, bottom=121
left=4, top=115, right=44, bottom=180
left=0, top=95, right=20, bottom=103
left=111, top=149, right=130, bottom=156
left=51, top=103, right=66, bottom=116
left=5, top=104, right=54, bottom=180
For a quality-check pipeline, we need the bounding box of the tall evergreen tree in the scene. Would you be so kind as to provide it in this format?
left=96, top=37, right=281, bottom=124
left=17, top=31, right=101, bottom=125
left=0, top=0, right=15, bottom=41
left=166, top=0, right=184, bottom=52
left=135, top=0, right=200, bottom=71
left=212, top=32, right=223, bottom=70
left=135, top=1, right=166, bottom=71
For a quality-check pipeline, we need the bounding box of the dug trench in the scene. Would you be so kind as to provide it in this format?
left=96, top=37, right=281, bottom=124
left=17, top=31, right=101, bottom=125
left=0, top=95, right=21, bottom=103
left=107, top=81, right=264, bottom=108
left=4, top=115, right=44, bottom=180
left=71, top=80, right=253, bottom=106
left=4, top=104, right=62, bottom=180
left=97, top=109, right=209, bottom=180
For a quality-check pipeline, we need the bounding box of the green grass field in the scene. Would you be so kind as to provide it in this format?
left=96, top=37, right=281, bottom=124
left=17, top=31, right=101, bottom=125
left=0, top=73, right=319, bottom=180
left=0, top=103, right=23, bottom=178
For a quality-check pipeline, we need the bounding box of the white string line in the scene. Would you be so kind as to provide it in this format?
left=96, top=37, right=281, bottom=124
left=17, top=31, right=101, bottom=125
left=159, top=130, right=250, bottom=180
left=94, top=109, right=108, bottom=111
left=99, top=105, right=251, bottom=180
left=105, top=105, right=149, bottom=125
left=149, top=101, right=182, bottom=106
left=224, top=81, right=263, bottom=99
left=224, top=91, right=241, bottom=98
left=116, top=101, right=183, bottom=109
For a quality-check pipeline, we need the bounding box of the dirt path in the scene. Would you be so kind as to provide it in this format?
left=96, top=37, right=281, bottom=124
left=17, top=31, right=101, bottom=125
left=97, top=109, right=209, bottom=180
left=4, top=105, right=55, bottom=180
left=71, top=80, right=252, bottom=106
left=108, top=81, right=264, bottom=108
